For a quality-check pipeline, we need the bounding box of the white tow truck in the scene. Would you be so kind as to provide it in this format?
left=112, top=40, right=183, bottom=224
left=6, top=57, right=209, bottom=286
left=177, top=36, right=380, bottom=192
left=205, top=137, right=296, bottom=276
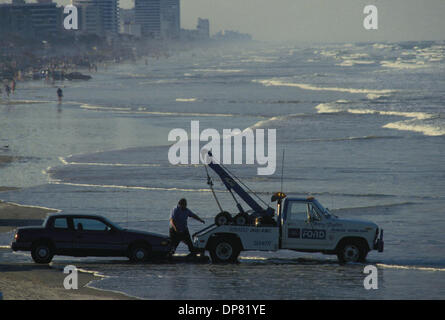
left=192, top=152, right=384, bottom=263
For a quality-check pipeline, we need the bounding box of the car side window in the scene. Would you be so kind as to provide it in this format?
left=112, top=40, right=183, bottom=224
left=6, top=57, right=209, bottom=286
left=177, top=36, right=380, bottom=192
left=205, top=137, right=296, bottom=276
left=53, top=218, right=68, bottom=229
left=73, top=218, right=109, bottom=232
left=287, top=202, right=307, bottom=221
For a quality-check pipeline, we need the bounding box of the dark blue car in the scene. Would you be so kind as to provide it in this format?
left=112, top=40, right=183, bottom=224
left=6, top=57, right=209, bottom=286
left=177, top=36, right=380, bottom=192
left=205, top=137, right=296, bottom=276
left=11, top=214, right=171, bottom=263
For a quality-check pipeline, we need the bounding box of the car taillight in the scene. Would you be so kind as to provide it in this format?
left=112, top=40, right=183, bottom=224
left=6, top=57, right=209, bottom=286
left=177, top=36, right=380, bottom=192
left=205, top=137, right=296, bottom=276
left=14, top=233, right=19, bottom=241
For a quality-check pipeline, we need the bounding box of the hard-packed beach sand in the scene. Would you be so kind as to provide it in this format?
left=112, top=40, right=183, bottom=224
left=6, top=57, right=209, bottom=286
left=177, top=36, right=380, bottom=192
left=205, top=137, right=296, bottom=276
left=0, top=199, right=55, bottom=233
left=0, top=262, right=134, bottom=300
left=0, top=190, right=133, bottom=300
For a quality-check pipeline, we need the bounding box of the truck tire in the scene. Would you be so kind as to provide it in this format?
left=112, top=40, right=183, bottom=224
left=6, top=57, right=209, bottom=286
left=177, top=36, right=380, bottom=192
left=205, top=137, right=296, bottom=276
left=129, top=243, right=151, bottom=262
left=234, top=213, right=249, bottom=226
left=31, top=241, right=54, bottom=264
left=209, top=237, right=240, bottom=263
left=337, top=239, right=368, bottom=263
left=214, top=211, right=232, bottom=226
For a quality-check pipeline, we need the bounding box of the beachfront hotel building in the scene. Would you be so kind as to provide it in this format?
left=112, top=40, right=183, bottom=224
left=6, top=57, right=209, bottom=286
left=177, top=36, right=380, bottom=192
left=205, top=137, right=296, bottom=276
left=72, top=0, right=120, bottom=35
left=0, top=0, right=63, bottom=38
left=135, top=0, right=180, bottom=39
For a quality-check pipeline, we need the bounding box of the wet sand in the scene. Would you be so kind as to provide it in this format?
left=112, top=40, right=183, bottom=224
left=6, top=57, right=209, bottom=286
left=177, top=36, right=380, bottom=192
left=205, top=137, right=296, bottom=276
left=0, top=199, right=57, bottom=233
left=0, top=261, right=135, bottom=300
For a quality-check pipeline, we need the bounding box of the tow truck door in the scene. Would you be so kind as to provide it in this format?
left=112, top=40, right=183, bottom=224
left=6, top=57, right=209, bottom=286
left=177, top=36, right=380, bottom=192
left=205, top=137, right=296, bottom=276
left=281, top=200, right=329, bottom=250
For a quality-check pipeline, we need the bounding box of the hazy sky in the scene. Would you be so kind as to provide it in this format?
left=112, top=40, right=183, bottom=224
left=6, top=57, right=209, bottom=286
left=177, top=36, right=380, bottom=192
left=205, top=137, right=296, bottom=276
left=2, top=0, right=444, bottom=42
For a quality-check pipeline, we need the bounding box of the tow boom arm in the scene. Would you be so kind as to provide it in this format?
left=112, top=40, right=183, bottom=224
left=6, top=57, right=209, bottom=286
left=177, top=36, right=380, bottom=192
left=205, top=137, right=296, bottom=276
left=206, top=151, right=274, bottom=217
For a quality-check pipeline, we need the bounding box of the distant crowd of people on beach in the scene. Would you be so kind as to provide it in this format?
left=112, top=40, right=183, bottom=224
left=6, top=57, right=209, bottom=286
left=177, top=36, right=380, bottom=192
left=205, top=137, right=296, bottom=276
left=1, top=78, right=63, bottom=104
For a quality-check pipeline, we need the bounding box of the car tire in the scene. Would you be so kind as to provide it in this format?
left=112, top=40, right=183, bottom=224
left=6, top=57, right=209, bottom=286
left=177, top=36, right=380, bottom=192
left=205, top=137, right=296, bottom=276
left=337, top=240, right=368, bottom=264
left=234, top=213, right=249, bottom=226
left=214, top=211, right=232, bottom=226
left=31, top=241, right=54, bottom=264
left=209, top=237, right=240, bottom=263
left=129, top=243, right=151, bottom=262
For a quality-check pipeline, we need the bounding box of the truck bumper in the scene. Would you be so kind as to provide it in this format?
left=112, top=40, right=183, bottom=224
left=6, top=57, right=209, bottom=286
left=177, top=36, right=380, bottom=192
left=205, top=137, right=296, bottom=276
left=373, top=229, right=384, bottom=252
left=11, top=241, right=32, bottom=252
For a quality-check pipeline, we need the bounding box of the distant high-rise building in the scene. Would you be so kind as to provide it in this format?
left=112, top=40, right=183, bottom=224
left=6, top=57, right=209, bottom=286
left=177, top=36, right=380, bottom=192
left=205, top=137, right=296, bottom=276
left=135, top=0, right=160, bottom=38
left=196, top=18, right=209, bottom=38
left=73, top=0, right=119, bottom=35
left=0, top=0, right=62, bottom=38
left=135, top=0, right=180, bottom=39
left=161, top=0, right=180, bottom=39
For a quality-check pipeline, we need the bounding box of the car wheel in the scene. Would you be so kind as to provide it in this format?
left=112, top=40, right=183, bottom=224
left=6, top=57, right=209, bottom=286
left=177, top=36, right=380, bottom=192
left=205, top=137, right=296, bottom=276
left=337, top=240, right=368, bottom=263
left=209, top=237, right=240, bottom=263
left=129, top=244, right=151, bottom=262
left=214, top=211, right=232, bottom=226
left=31, top=241, right=54, bottom=264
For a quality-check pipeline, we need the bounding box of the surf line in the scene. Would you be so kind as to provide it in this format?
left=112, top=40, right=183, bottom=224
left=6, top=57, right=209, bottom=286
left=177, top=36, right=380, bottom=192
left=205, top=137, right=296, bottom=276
left=49, top=181, right=214, bottom=193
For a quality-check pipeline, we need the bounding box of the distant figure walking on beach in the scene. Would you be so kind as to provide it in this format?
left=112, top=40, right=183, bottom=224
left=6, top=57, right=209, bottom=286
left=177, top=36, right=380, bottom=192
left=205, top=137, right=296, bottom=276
left=11, top=80, right=16, bottom=94
left=57, top=88, right=63, bottom=103
left=4, top=85, right=11, bottom=98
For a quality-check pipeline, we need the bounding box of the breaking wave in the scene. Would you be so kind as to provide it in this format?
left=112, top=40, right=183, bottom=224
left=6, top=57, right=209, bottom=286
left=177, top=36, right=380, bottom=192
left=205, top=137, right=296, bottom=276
left=315, top=103, right=444, bottom=136
left=176, top=98, right=197, bottom=102
left=253, top=79, right=395, bottom=96
left=58, top=157, right=161, bottom=167
left=295, top=135, right=400, bottom=143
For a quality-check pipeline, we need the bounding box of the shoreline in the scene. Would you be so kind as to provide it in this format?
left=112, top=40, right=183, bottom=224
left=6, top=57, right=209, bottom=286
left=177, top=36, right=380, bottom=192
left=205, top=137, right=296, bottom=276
left=0, top=195, right=135, bottom=300
left=0, top=259, right=137, bottom=300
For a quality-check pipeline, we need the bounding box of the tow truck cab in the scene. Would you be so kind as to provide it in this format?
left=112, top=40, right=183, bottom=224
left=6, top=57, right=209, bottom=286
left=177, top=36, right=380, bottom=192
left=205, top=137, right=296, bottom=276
left=278, top=196, right=383, bottom=259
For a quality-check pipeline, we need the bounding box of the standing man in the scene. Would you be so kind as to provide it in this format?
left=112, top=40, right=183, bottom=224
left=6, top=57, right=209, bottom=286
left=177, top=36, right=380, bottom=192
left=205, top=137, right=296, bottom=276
left=169, top=198, right=205, bottom=256
left=57, top=87, right=63, bottom=103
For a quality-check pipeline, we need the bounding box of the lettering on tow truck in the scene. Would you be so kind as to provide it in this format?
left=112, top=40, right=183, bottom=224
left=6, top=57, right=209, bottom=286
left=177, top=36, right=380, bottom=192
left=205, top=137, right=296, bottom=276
left=302, top=229, right=326, bottom=240
left=229, top=226, right=250, bottom=233
left=254, top=240, right=272, bottom=247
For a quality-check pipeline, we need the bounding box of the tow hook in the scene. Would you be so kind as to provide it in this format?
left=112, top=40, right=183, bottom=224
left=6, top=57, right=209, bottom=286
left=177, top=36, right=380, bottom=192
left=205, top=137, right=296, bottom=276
left=375, top=229, right=384, bottom=252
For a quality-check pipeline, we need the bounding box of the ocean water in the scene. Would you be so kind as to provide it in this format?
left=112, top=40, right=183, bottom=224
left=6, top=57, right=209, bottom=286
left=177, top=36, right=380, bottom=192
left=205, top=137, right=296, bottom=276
left=1, top=41, right=445, bottom=299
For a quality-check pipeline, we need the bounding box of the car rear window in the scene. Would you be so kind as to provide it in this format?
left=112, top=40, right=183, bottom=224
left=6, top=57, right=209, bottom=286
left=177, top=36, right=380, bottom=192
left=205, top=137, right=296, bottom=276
left=53, top=218, right=68, bottom=229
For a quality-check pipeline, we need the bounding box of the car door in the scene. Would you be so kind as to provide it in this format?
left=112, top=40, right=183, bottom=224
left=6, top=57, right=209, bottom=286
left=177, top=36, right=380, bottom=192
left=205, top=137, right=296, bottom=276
left=72, top=217, right=124, bottom=256
left=281, top=201, right=329, bottom=250
left=49, top=217, right=76, bottom=254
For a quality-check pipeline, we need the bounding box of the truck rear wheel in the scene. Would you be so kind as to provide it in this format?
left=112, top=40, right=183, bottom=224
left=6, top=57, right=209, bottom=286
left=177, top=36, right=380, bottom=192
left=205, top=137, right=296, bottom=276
left=337, top=240, right=368, bottom=263
left=31, top=241, right=54, bottom=264
left=209, top=237, right=240, bottom=263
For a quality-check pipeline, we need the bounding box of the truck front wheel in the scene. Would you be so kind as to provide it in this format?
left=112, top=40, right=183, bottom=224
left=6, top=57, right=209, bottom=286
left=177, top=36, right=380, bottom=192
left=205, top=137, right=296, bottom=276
left=337, top=240, right=368, bottom=263
left=209, top=238, right=240, bottom=263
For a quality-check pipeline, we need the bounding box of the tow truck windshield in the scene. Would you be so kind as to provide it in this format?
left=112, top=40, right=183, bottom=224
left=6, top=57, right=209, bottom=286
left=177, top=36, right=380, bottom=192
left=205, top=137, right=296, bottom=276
left=312, top=199, right=332, bottom=219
